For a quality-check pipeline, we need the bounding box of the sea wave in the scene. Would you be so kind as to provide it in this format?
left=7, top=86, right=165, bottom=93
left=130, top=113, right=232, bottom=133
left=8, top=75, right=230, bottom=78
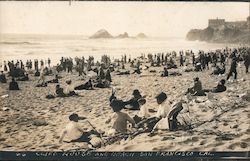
left=0, top=41, right=39, bottom=45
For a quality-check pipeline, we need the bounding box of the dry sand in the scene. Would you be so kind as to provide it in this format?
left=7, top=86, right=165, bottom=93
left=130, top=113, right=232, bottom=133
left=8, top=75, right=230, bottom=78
left=0, top=62, right=249, bottom=151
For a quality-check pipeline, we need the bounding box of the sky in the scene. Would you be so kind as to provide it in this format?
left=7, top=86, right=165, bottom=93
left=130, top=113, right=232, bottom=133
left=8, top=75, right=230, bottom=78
left=0, top=1, right=249, bottom=38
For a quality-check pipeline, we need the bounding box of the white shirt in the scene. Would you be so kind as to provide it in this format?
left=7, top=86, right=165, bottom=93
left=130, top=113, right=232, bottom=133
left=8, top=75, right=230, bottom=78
left=63, top=121, right=83, bottom=141
left=156, top=101, right=170, bottom=118
left=65, top=84, right=75, bottom=94
left=138, top=105, right=150, bottom=118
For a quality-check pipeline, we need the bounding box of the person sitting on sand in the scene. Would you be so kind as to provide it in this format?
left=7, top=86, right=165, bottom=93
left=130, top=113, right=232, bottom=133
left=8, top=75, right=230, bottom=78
left=55, top=84, right=66, bottom=97
left=124, top=89, right=143, bottom=110
left=161, top=66, right=169, bottom=77
left=105, top=69, right=112, bottom=83
left=194, top=62, right=202, bottom=72
left=17, top=73, right=29, bottom=81
left=34, top=69, right=40, bottom=77
left=133, top=98, right=149, bottom=124
left=46, top=74, right=59, bottom=83
left=97, top=65, right=105, bottom=81
left=211, top=65, right=225, bottom=75
left=59, top=113, right=101, bottom=147
left=185, top=77, right=206, bottom=96
left=65, top=80, right=78, bottom=96
left=106, top=99, right=136, bottom=135
left=9, top=78, right=20, bottom=90
left=37, top=69, right=45, bottom=84
left=0, top=71, right=7, bottom=83
left=211, top=79, right=227, bottom=93
left=151, top=97, right=186, bottom=132
left=75, top=79, right=94, bottom=90
left=136, top=92, right=168, bottom=132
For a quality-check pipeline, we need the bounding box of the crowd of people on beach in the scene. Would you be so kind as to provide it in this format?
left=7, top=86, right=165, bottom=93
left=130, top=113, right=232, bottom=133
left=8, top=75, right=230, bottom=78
left=1, top=46, right=250, bottom=148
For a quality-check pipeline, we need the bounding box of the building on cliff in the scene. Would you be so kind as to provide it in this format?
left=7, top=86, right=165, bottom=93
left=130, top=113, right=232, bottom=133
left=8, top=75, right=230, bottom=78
left=208, top=17, right=249, bottom=29
left=208, top=18, right=225, bottom=28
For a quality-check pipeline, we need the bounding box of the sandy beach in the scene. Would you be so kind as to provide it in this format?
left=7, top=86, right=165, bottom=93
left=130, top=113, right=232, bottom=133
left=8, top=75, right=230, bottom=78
left=0, top=60, right=249, bottom=151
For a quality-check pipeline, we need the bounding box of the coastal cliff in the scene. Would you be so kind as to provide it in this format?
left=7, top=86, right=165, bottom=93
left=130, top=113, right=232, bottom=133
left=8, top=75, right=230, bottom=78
left=186, top=17, right=250, bottom=44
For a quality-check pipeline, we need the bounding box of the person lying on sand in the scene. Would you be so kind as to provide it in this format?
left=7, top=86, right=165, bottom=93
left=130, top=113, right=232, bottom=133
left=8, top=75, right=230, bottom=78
left=94, top=79, right=110, bottom=88
left=185, top=77, right=206, bottom=96
left=0, top=71, right=7, bottom=83
left=106, top=98, right=136, bottom=135
left=59, top=113, right=101, bottom=148
left=46, top=74, right=59, bottom=83
left=16, top=73, right=29, bottom=81
left=75, top=79, right=94, bottom=90
left=9, top=78, right=20, bottom=90
left=204, top=79, right=227, bottom=93
left=124, top=89, right=143, bottom=110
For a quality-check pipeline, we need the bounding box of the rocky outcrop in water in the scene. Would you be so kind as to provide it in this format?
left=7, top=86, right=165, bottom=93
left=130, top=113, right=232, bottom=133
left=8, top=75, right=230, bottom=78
left=89, top=29, right=114, bottom=39
left=116, top=32, right=129, bottom=38
left=89, top=29, right=148, bottom=39
left=136, top=33, right=147, bottom=38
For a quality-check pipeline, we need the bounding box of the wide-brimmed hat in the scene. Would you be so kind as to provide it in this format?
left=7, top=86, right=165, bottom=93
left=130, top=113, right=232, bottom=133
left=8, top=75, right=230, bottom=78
left=66, top=80, right=72, bottom=84
left=220, top=79, right=226, bottom=85
left=69, top=113, right=79, bottom=121
left=110, top=99, right=125, bottom=112
left=193, top=77, right=199, bottom=81
left=132, top=89, right=141, bottom=96
left=156, top=92, right=167, bottom=104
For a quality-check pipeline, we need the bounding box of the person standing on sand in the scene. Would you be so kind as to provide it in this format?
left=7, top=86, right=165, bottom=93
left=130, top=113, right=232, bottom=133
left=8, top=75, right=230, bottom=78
left=0, top=71, right=7, bottom=83
left=226, top=57, right=238, bottom=81
left=37, top=68, right=45, bottom=84
left=180, top=53, right=184, bottom=66
left=243, top=49, right=250, bottom=73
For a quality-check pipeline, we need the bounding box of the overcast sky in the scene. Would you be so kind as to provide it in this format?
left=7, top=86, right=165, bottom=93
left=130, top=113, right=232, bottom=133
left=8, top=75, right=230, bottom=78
left=0, top=1, right=249, bottom=37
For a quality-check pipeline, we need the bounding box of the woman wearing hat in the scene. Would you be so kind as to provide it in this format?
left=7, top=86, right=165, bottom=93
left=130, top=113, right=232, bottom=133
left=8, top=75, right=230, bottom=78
left=136, top=92, right=169, bottom=131
left=124, top=89, right=143, bottom=110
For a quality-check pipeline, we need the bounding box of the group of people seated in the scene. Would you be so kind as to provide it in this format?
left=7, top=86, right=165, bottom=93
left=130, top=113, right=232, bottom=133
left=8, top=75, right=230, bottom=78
left=186, top=77, right=227, bottom=96
left=59, top=89, right=187, bottom=148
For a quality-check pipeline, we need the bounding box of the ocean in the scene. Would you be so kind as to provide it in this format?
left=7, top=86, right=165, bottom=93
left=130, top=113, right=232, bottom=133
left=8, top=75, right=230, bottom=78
left=0, top=34, right=239, bottom=67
